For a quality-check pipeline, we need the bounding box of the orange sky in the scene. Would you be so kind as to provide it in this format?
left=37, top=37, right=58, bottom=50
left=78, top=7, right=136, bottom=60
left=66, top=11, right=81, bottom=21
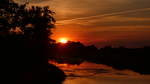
left=15, top=0, right=150, bottom=47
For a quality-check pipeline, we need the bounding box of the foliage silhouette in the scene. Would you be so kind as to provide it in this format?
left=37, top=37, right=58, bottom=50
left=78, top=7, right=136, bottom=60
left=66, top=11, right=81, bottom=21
left=0, top=0, right=66, bottom=84
left=49, top=41, right=150, bottom=74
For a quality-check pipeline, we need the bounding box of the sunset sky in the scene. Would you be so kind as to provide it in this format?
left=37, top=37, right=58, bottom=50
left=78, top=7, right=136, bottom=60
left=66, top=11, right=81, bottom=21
left=16, top=0, right=150, bottom=47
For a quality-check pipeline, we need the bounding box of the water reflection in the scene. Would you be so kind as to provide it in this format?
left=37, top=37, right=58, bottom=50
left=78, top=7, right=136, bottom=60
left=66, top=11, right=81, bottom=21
left=49, top=61, right=150, bottom=84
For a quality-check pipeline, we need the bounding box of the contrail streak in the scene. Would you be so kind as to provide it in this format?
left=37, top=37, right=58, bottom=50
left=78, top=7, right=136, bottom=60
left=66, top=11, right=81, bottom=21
left=57, top=8, right=150, bottom=24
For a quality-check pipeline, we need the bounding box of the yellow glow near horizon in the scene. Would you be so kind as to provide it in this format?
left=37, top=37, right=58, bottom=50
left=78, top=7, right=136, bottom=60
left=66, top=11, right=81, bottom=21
left=59, top=38, right=68, bottom=43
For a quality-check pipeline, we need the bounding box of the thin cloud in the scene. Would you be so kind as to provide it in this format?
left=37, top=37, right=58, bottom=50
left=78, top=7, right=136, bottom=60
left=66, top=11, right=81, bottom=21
left=57, top=8, right=150, bottom=24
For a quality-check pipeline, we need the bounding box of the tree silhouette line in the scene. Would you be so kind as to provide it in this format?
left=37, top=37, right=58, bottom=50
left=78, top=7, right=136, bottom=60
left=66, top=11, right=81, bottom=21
left=1, top=1, right=150, bottom=84
left=0, top=0, right=66, bottom=84
left=49, top=41, right=150, bottom=74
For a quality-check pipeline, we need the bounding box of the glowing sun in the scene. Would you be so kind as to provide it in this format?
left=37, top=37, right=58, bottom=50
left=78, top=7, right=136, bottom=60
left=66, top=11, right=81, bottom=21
left=59, top=38, right=68, bottom=43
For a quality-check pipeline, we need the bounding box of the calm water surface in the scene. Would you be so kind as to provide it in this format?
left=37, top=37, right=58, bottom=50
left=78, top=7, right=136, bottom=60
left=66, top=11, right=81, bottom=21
left=50, top=61, right=150, bottom=84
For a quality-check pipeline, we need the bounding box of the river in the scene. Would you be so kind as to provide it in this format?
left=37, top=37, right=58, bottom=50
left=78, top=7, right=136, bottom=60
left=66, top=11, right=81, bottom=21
left=50, top=61, right=150, bottom=84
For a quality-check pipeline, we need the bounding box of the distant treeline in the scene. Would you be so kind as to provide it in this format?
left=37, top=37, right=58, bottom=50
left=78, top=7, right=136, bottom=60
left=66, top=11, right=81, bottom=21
left=49, top=41, right=150, bottom=74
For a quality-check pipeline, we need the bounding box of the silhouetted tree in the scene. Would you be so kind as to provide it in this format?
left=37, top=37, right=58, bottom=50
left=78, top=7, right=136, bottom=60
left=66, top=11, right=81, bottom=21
left=0, top=0, right=65, bottom=84
left=0, top=0, right=9, bottom=8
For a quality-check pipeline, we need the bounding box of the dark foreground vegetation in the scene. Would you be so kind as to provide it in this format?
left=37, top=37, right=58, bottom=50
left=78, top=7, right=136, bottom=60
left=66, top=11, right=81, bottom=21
left=0, top=1, right=149, bottom=84
left=0, top=0, right=65, bottom=84
left=49, top=41, right=150, bottom=74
